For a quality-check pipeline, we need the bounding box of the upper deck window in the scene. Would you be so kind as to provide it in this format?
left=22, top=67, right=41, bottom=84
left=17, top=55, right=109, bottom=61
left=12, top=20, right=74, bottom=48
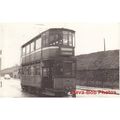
left=49, top=30, right=62, bottom=46
left=63, top=31, right=69, bottom=46
left=36, top=37, right=41, bottom=49
left=26, top=45, right=30, bottom=54
left=42, top=33, right=46, bottom=47
left=69, top=32, right=73, bottom=46
left=49, top=30, right=75, bottom=47
left=42, top=32, right=49, bottom=47
left=22, top=47, right=26, bottom=56
left=30, top=42, right=35, bottom=52
left=63, top=31, right=74, bottom=47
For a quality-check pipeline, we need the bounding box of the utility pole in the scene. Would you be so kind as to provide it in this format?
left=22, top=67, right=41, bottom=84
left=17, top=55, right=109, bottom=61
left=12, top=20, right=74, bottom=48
left=104, top=38, right=106, bottom=51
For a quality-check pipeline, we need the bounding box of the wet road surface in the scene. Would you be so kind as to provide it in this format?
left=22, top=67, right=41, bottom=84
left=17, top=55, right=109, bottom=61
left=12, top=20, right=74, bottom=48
left=0, top=77, right=36, bottom=97
left=0, top=77, right=119, bottom=97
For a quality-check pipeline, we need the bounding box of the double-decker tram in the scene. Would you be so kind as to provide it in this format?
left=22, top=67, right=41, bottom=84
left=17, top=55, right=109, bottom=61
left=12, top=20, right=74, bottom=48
left=20, top=28, right=76, bottom=97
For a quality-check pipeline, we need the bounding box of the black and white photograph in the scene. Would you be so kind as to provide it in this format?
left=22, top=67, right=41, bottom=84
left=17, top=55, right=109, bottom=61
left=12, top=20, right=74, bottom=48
left=0, top=23, right=119, bottom=97
left=0, top=1, right=120, bottom=120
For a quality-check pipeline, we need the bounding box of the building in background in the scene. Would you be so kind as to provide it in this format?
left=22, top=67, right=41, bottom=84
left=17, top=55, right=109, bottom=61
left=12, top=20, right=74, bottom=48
left=0, top=65, right=20, bottom=79
left=76, top=50, right=119, bottom=89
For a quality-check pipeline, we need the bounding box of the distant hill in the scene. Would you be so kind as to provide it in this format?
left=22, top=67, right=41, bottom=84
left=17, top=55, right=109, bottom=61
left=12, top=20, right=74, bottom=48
left=76, top=50, right=119, bottom=70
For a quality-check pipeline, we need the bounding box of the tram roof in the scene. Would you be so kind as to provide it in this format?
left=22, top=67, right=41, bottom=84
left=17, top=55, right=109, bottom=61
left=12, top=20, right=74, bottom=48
left=22, top=28, right=75, bottom=48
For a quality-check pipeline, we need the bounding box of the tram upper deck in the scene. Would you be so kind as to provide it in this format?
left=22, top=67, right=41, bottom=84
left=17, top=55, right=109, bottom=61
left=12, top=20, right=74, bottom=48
left=21, top=28, right=75, bottom=65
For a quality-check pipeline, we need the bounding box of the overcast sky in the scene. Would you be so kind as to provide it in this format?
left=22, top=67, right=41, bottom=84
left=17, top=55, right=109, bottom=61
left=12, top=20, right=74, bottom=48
left=0, top=23, right=119, bottom=69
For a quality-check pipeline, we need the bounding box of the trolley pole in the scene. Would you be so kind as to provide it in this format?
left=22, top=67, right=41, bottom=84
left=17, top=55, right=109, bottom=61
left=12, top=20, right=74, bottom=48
left=104, top=38, right=106, bottom=51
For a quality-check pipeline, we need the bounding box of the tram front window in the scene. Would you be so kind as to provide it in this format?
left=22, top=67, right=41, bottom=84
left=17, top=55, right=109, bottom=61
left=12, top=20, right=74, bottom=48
left=64, top=63, right=72, bottom=76
left=49, top=30, right=75, bottom=47
left=55, top=63, right=63, bottom=76
left=55, top=61, right=75, bottom=77
left=63, top=31, right=75, bottom=47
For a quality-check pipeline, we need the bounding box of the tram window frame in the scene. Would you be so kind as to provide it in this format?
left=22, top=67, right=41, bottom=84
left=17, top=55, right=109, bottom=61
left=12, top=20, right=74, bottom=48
left=68, top=32, right=73, bottom=46
left=63, top=31, right=69, bottom=46
left=31, top=66, right=35, bottom=75
left=42, top=67, right=49, bottom=77
left=49, top=31, right=55, bottom=42
left=72, top=62, right=76, bottom=76
left=49, top=31, right=62, bottom=46
left=22, top=47, right=26, bottom=56
left=55, top=63, right=64, bottom=76
left=41, top=31, right=49, bottom=48
left=63, top=62, right=72, bottom=76
left=24, top=67, right=27, bottom=75
left=36, top=37, right=41, bottom=50
left=30, top=42, right=35, bottom=52
left=45, top=31, right=49, bottom=47
left=25, top=66, right=28, bottom=75
left=26, top=44, right=30, bottom=54
left=28, top=66, right=31, bottom=75
left=22, top=67, right=24, bottom=75
left=62, top=31, right=74, bottom=47
left=59, top=39, right=63, bottom=45
left=35, top=64, right=40, bottom=75
left=49, top=35, right=54, bottom=42
left=73, top=33, right=75, bottom=47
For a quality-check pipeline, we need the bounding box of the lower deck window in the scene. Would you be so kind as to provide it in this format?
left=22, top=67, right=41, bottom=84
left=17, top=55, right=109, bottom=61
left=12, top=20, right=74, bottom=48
left=55, top=63, right=63, bottom=76
left=43, top=68, right=49, bottom=77
left=55, top=61, right=76, bottom=77
left=63, top=63, right=72, bottom=76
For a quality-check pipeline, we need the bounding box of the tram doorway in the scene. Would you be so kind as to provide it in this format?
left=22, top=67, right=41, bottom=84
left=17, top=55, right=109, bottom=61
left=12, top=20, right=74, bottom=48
left=42, top=67, right=53, bottom=89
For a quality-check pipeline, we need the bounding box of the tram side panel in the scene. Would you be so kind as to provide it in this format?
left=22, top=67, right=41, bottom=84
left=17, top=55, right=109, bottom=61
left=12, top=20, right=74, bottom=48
left=23, top=47, right=59, bottom=64
left=21, top=51, right=42, bottom=88
left=21, top=65, right=42, bottom=88
left=35, top=51, right=41, bottom=62
left=42, top=47, right=59, bottom=59
left=54, top=78, right=76, bottom=91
